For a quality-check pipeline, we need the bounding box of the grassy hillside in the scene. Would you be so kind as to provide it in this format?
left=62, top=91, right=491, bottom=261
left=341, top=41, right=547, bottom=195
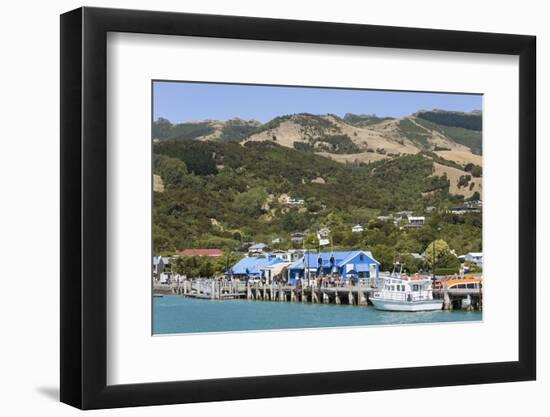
left=416, top=110, right=482, bottom=131
left=415, top=110, right=482, bottom=154
left=152, top=140, right=481, bottom=260
left=343, top=113, right=394, bottom=127
left=152, top=118, right=215, bottom=141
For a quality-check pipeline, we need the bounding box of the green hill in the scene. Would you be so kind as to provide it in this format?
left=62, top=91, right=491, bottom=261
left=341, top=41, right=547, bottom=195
left=415, top=110, right=482, bottom=154
left=153, top=140, right=480, bottom=258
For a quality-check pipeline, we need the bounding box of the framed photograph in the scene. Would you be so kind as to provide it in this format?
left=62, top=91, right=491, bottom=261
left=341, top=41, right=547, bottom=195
left=60, top=6, right=536, bottom=409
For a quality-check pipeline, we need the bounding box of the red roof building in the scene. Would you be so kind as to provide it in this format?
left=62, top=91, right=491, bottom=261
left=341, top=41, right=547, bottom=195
left=177, top=249, right=224, bottom=257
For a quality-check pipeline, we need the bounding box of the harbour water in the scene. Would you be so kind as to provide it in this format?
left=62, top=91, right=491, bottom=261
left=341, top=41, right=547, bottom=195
left=153, top=295, right=482, bottom=335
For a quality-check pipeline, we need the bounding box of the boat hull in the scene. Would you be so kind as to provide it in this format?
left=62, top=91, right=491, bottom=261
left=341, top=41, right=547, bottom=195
left=370, top=298, right=443, bottom=312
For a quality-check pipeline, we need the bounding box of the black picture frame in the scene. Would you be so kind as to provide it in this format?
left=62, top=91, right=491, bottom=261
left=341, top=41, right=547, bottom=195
left=60, top=6, right=536, bottom=410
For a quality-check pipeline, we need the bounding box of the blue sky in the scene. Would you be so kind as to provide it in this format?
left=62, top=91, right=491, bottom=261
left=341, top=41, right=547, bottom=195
left=153, top=81, right=482, bottom=123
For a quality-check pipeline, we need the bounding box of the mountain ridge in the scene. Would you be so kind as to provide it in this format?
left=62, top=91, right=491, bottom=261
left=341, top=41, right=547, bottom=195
left=153, top=110, right=482, bottom=198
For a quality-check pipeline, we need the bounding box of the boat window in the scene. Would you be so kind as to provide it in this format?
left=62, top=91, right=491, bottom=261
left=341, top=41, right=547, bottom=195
left=467, top=283, right=476, bottom=289
left=391, top=285, right=395, bottom=291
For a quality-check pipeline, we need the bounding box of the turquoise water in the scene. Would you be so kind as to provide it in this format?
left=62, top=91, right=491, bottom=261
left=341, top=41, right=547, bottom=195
left=153, top=295, right=482, bottom=335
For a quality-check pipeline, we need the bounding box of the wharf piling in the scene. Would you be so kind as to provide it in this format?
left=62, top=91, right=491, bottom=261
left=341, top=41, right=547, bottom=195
left=153, top=278, right=482, bottom=311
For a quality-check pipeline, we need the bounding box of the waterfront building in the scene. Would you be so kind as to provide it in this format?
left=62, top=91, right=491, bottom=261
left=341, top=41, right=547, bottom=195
left=226, top=256, right=286, bottom=280
left=153, top=256, right=171, bottom=278
left=288, top=250, right=379, bottom=284
left=351, top=224, right=364, bottom=233
left=260, top=261, right=293, bottom=284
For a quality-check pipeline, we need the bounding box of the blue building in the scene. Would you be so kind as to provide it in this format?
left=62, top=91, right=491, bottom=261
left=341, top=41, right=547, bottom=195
left=226, top=256, right=286, bottom=280
left=288, top=250, right=379, bottom=284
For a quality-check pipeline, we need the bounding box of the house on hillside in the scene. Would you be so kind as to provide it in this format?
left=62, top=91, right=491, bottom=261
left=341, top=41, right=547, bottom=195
left=291, top=232, right=306, bottom=243
left=449, top=206, right=480, bottom=215
left=351, top=224, right=364, bottom=233
left=395, top=210, right=413, bottom=221
left=248, top=243, right=269, bottom=256
left=271, top=237, right=283, bottom=244
left=318, top=227, right=331, bottom=237
left=463, top=252, right=483, bottom=267
left=407, top=216, right=425, bottom=226
left=464, top=199, right=482, bottom=209
left=288, top=250, right=379, bottom=284
left=286, top=196, right=305, bottom=205
left=177, top=249, right=224, bottom=257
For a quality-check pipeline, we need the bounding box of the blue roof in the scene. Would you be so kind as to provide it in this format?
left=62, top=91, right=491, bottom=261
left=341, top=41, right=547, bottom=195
left=289, top=250, right=378, bottom=270
left=229, top=256, right=284, bottom=275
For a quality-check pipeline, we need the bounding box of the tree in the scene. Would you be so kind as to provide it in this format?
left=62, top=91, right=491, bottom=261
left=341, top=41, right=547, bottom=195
left=457, top=174, right=471, bottom=188
left=172, top=256, right=186, bottom=278
left=468, top=191, right=481, bottom=201
left=371, top=244, right=396, bottom=271
left=152, top=117, right=173, bottom=139
left=199, top=260, right=215, bottom=278
left=233, top=187, right=268, bottom=217
left=154, top=155, right=188, bottom=187
left=424, top=239, right=459, bottom=271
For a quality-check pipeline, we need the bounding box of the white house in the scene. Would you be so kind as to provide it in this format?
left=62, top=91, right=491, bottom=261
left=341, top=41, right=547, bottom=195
left=269, top=250, right=292, bottom=262
left=318, top=227, right=331, bottom=237
left=248, top=243, right=269, bottom=255
left=407, top=216, right=425, bottom=226
left=464, top=252, right=483, bottom=266
left=153, top=256, right=171, bottom=277
left=286, top=196, right=305, bottom=205
left=351, top=224, right=364, bottom=233
left=291, top=232, right=305, bottom=243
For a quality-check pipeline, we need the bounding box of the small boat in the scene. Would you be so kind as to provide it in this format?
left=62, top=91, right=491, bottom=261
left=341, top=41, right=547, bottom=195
left=370, top=265, right=443, bottom=312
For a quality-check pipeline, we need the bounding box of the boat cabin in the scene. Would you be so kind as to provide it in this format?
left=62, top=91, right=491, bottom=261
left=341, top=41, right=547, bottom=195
left=375, top=276, right=434, bottom=302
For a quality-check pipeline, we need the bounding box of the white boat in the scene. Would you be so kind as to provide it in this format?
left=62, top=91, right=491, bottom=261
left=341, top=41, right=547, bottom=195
left=370, top=269, right=443, bottom=312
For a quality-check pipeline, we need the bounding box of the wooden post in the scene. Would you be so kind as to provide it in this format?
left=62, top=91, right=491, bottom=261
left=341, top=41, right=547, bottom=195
left=279, top=285, right=285, bottom=302
left=335, top=291, right=341, bottom=305
left=290, top=288, right=296, bottom=302
left=443, top=290, right=452, bottom=310
left=348, top=291, right=355, bottom=305
left=323, top=290, right=329, bottom=304
left=358, top=289, right=367, bottom=305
